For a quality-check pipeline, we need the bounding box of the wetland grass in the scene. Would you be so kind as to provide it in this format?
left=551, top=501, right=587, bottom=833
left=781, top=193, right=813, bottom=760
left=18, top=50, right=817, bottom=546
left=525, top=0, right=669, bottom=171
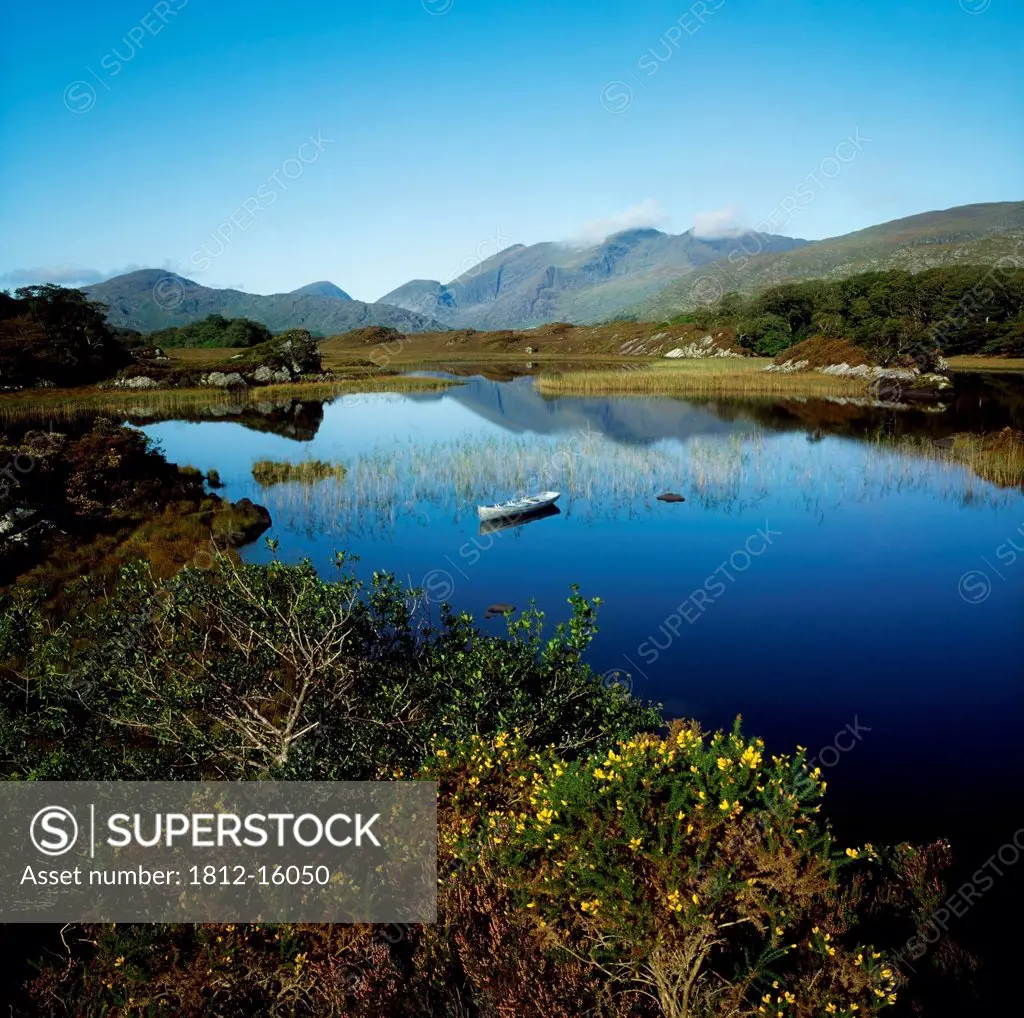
left=252, top=459, right=348, bottom=487
left=0, top=375, right=463, bottom=425
left=533, top=360, right=869, bottom=399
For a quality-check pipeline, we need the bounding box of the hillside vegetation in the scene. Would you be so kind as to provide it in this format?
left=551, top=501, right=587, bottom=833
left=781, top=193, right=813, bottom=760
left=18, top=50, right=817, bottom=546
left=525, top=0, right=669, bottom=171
left=149, top=313, right=273, bottom=348
left=0, top=285, right=133, bottom=388
left=634, top=202, right=1024, bottom=320
left=673, top=266, right=1024, bottom=361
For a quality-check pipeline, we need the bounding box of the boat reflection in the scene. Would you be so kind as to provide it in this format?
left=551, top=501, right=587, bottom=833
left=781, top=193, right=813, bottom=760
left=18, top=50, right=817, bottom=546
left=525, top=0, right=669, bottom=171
left=478, top=503, right=562, bottom=535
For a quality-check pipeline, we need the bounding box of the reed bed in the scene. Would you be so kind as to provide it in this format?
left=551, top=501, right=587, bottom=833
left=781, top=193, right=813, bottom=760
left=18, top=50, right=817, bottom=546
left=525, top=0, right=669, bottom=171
left=533, top=360, right=869, bottom=398
left=0, top=376, right=461, bottom=425
left=252, top=459, right=347, bottom=487
left=255, top=426, right=1018, bottom=543
left=946, top=356, right=1024, bottom=373
left=880, top=430, right=1024, bottom=488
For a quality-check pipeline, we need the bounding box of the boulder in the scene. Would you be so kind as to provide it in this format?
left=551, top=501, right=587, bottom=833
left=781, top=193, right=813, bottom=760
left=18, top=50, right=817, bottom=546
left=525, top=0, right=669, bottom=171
left=484, top=602, right=516, bottom=618
left=202, top=372, right=248, bottom=389
left=120, top=375, right=161, bottom=390
left=656, top=492, right=686, bottom=503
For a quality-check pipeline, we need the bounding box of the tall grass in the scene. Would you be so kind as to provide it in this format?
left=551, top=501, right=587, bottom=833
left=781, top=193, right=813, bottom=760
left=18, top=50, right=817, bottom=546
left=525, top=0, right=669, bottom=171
left=0, top=376, right=461, bottom=425
left=253, top=426, right=1018, bottom=543
left=252, top=460, right=347, bottom=487
left=533, top=360, right=869, bottom=398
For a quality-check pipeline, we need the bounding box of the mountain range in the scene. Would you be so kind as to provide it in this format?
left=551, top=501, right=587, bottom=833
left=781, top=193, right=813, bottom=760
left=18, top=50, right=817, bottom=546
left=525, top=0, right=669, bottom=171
left=632, top=201, right=1024, bottom=319
left=78, top=202, right=1022, bottom=335
left=376, top=228, right=807, bottom=329
left=84, top=271, right=442, bottom=335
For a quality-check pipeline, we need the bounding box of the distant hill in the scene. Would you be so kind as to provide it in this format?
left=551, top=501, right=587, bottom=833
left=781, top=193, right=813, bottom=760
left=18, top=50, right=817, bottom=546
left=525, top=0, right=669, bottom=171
left=289, top=281, right=353, bottom=300
left=377, top=228, right=808, bottom=330
left=84, top=270, right=443, bottom=335
left=633, top=202, right=1024, bottom=320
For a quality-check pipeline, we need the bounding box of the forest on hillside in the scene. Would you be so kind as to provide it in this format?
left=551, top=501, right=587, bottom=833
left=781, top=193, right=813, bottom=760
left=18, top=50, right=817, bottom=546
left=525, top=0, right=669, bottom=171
left=674, top=266, right=1024, bottom=361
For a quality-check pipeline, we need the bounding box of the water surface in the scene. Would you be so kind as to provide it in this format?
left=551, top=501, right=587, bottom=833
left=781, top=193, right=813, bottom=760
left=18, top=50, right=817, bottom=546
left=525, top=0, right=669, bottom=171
left=140, top=375, right=1024, bottom=866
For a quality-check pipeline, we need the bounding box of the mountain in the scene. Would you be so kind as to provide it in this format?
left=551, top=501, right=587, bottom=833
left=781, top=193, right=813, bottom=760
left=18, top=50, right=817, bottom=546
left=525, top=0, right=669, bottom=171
left=289, top=281, right=353, bottom=300
left=84, top=271, right=444, bottom=335
left=377, top=228, right=808, bottom=330
left=633, top=201, right=1024, bottom=320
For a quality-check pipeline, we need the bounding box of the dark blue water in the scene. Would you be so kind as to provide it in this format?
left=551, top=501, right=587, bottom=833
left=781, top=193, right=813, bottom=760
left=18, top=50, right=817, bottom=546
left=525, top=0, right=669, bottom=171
left=140, top=377, right=1024, bottom=871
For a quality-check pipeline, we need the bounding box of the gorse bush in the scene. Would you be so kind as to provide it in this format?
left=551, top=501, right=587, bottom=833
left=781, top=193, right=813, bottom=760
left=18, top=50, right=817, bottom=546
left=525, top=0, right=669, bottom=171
left=20, top=724, right=938, bottom=1017
left=432, top=726, right=900, bottom=1018
left=1, top=556, right=952, bottom=1016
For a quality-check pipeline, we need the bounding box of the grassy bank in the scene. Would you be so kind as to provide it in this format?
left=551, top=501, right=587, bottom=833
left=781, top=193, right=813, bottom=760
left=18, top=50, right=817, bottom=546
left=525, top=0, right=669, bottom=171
left=946, top=355, right=1024, bottom=373
left=534, top=359, right=870, bottom=398
left=0, top=374, right=462, bottom=424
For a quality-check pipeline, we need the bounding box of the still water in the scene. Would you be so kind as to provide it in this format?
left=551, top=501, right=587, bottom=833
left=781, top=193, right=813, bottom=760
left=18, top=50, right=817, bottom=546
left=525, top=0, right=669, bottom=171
left=140, top=375, right=1024, bottom=866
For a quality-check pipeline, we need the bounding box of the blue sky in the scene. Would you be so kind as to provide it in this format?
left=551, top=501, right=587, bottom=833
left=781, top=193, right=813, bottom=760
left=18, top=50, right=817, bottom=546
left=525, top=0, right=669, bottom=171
left=1, top=0, right=1021, bottom=300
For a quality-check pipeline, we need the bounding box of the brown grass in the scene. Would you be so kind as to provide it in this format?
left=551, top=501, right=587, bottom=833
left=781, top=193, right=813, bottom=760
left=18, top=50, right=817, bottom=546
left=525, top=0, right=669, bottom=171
left=946, top=356, right=1024, bottom=373
left=533, top=359, right=869, bottom=398
left=772, top=336, right=874, bottom=369
left=318, top=320, right=744, bottom=368
left=252, top=459, right=346, bottom=486
left=0, top=375, right=461, bottom=424
left=890, top=428, right=1024, bottom=488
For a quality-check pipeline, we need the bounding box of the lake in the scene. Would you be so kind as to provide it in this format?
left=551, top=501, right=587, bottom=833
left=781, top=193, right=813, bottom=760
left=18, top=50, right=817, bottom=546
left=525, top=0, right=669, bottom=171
left=138, top=371, right=1024, bottom=974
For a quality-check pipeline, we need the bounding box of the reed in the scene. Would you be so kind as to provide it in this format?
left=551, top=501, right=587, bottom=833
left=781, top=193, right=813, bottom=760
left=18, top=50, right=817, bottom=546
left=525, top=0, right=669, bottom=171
left=946, top=356, right=1024, bottom=373
left=882, top=430, right=1024, bottom=488
left=0, top=375, right=462, bottom=425
left=253, top=425, right=1016, bottom=545
left=533, top=360, right=868, bottom=398
left=252, top=459, right=347, bottom=487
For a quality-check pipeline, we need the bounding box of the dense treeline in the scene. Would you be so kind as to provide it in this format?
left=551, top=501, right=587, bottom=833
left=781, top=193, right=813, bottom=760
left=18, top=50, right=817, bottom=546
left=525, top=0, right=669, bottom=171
left=676, top=266, right=1024, bottom=361
left=149, top=313, right=273, bottom=348
left=0, top=285, right=133, bottom=388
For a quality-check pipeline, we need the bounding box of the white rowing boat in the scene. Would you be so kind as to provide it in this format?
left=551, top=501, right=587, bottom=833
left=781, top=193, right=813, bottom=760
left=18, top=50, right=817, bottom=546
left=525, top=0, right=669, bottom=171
left=477, top=491, right=561, bottom=522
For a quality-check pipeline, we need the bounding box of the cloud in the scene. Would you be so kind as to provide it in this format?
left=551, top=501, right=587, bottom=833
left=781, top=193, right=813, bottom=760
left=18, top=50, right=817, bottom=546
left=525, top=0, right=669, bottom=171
left=691, top=203, right=747, bottom=238
left=0, top=261, right=187, bottom=290
left=572, top=199, right=669, bottom=245
left=0, top=265, right=109, bottom=288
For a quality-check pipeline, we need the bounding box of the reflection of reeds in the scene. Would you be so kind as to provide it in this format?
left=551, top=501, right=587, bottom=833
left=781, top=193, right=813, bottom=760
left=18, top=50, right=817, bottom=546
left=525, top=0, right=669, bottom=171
left=255, top=427, right=1018, bottom=543
left=534, top=361, right=867, bottom=398
left=880, top=430, right=1024, bottom=489
left=253, top=460, right=347, bottom=487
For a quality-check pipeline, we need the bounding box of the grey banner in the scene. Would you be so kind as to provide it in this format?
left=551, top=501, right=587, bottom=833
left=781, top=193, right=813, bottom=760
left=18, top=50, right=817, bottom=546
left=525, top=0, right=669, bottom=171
left=0, top=781, right=436, bottom=923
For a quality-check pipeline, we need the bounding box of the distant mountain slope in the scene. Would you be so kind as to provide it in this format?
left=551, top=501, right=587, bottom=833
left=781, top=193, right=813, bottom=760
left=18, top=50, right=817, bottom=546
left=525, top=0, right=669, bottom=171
left=289, top=281, right=353, bottom=300
left=377, top=228, right=807, bottom=329
left=85, top=271, right=443, bottom=335
left=633, top=202, right=1024, bottom=320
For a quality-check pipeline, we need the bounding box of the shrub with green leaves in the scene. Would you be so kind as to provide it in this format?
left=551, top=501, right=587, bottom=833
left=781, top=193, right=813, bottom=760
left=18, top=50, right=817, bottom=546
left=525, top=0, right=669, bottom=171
left=431, top=723, right=903, bottom=1018
left=0, top=557, right=659, bottom=781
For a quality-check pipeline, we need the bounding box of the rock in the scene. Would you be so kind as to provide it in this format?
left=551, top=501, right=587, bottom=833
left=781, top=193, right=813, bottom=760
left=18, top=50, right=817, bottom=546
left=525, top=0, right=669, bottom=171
left=867, top=371, right=954, bottom=404
left=120, top=375, right=161, bottom=389
left=214, top=498, right=272, bottom=547
left=664, top=335, right=743, bottom=359
left=484, top=602, right=516, bottom=618
left=656, top=492, right=686, bottom=503
left=0, top=508, right=38, bottom=537
left=202, top=372, right=248, bottom=389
